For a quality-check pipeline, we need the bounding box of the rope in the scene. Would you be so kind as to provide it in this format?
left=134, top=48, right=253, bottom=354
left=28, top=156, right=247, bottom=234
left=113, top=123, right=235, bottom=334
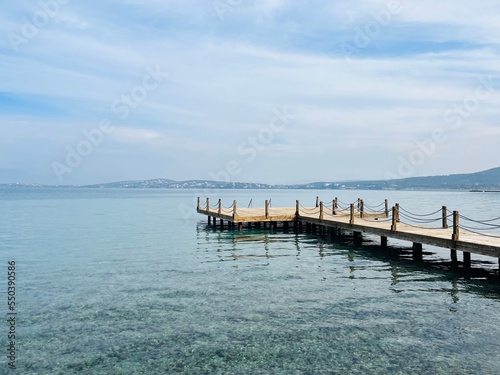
left=398, top=211, right=443, bottom=224
left=364, top=201, right=386, bottom=210
left=459, top=214, right=500, bottom=226
left=399, top=206, right=443, bottom=217
left=459, top=223, right=500, bottom=231
left=397, top=220, right=447, bottom=230
left=458, top=226, right=500, bottom=238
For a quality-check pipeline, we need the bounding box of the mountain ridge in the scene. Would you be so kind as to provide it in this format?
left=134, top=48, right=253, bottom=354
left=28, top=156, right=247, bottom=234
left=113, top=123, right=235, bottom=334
left=1, top=167, right=499, bottom=191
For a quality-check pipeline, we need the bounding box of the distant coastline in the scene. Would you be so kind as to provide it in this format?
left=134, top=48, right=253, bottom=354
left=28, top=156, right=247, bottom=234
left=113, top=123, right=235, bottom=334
left=1, top=167, right=500, bottom=192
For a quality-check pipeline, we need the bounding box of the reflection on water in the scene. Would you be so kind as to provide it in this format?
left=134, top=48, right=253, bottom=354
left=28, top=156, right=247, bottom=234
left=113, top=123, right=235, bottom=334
left=197, top=223, right=500, bottom=303
left=194, top=222, right=500, bottom=374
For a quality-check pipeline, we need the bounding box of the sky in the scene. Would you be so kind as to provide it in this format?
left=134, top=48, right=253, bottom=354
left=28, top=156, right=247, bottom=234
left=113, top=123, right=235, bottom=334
left=1, top=0, right=499, bottom=185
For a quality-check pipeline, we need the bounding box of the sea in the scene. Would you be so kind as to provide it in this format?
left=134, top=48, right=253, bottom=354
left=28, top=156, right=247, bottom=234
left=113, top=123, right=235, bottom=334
left=1, top=187, right=500, bottom=374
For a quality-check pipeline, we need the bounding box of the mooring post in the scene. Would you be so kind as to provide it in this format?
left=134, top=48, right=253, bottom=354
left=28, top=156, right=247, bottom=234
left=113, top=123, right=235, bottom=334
left=332, top=198, right=337, bottom=215
left=296, top=200, right=300, bottom=217
left=391, top=205, right=398, bottom=231
left=265, top=200, right=269, bottom=219
left=357, top=198, right=361, bottom=211
left=218, top=199, right=222, bottom=215
left=349, top=203, right=354, bottom=225
left=197, top=197, right=200, bottom=211
left=452, top=211, right=459, bottom=242
left=233, top=200, right=237, bottom=220
left=384, top=199, right=389, bottom=217
left=206, top=197, right=210, bottom=211
left=319, top=201, right=324, bottom=221
left=395, top=203, right=400, bottom=222
left=442, top=206, right=448, bottom=228
left=360, top=199, right=364, bottom=219
left=315, top=196, right=319, bottom=208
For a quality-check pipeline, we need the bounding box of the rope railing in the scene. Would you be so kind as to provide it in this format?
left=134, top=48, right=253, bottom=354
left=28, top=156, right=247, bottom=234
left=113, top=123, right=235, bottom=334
left=459, top=214, right=500, bottom=226
left=399, top=206, right=443, bottom=217
left=363, top=202, right=386, bottom=210
left=397, top=211, right=443, bottom=224
left=459, top=223, right=500, bottom=231
left=458, top=225, right=500, bottom=238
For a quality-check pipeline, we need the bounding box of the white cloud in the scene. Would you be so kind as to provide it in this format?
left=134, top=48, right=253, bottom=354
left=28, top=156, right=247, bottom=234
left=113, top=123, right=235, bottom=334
left=1, top=1, right=499, bottom=184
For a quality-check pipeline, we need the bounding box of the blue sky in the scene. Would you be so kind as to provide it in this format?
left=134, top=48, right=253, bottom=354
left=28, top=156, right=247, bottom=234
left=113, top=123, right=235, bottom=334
left=1, top=0, right=499, bottom=185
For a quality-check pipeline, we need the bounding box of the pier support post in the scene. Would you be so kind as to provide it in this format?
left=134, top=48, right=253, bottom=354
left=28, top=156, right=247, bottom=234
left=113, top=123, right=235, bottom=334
left=413, top=243, right=423, bottom=261
left=284, top=221, right=289, bottom=232
left=353, top=231, right=362, bottom=245
left=349, top=204, right=355, bottom=225
left=442, top=206, right=448, bottom=228
left=381, top=236, right=388, bottom=248
left=238, top=222, right=243, bottom=231
left=463, top=251, right=471, bottom=270
left=450, top=249, right=458, bottom=267
left=270, top=221, right=276, bottom=230
left=220, top=219, right=224, bottom=229
left=248, top=222, right=252, bottom=229
left=293, top=220, right=298, bottom=232
left=305, top=222, right=311, bottom=233
left=312, top=223, right=317, bottom=234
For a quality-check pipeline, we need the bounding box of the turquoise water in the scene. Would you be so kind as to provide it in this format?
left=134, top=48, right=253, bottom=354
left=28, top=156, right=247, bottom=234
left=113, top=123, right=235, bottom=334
left=1, top=188, right=500, bottom=374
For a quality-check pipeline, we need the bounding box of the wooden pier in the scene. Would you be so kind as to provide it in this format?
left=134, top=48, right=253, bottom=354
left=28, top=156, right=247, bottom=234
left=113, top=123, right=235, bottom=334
left=197, top=197, right=500, bottom=269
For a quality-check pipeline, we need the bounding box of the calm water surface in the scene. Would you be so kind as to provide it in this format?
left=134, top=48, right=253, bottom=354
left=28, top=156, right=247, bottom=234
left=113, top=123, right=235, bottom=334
left=0, top=188, right=499, bottom=374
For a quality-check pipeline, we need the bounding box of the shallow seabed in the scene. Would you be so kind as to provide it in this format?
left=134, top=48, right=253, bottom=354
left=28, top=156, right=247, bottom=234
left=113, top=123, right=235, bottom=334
left=1, top=188, right=500, bottom=374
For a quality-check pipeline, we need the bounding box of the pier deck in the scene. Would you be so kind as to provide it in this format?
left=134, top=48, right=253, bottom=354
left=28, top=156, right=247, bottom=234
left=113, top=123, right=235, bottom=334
left=197, top=197, right=500, bottom=264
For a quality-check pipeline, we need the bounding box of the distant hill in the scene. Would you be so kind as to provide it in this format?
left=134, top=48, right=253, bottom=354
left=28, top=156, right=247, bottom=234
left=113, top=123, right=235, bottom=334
left=338, top=167, right=500, bottom=191
left=2, top=167, right=500, bottom=191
